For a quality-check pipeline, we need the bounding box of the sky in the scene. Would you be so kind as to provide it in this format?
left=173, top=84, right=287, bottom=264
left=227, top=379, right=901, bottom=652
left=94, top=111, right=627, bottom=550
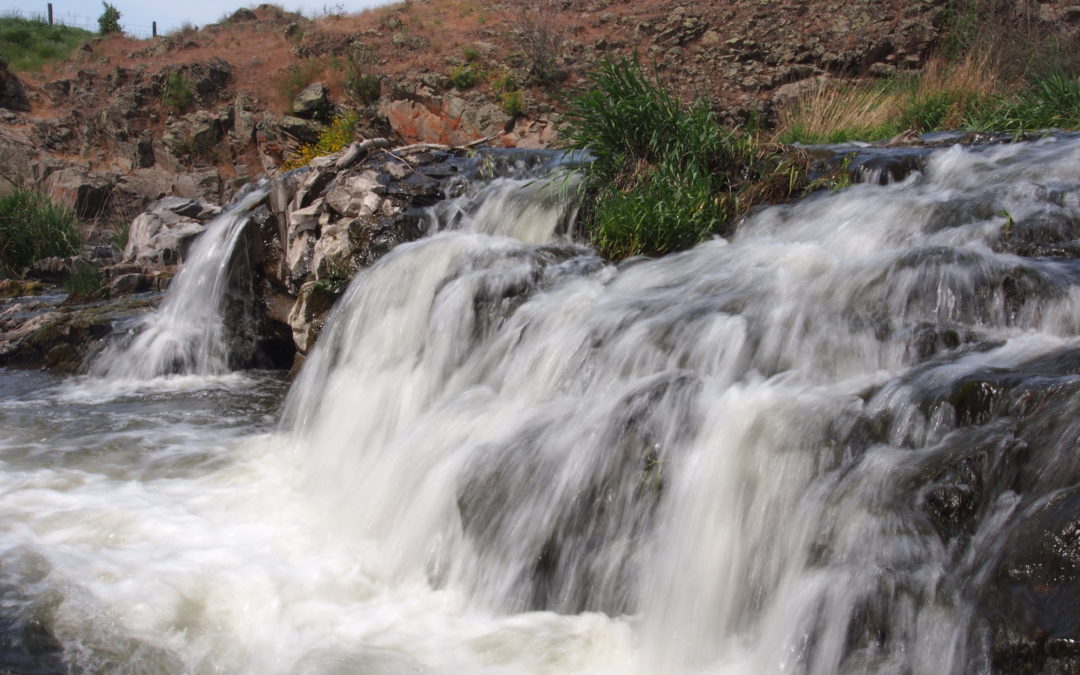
left=1, top=0, right=390, bottom=37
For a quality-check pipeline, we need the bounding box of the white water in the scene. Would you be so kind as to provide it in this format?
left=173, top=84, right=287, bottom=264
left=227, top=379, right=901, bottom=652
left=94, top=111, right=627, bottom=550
left=91, top=184, right=270, bottom=380
left=3, top=138, right=1080, bottom=673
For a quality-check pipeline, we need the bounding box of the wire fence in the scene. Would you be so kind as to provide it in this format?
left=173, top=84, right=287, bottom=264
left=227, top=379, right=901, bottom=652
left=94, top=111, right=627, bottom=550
left=2, top=6, right=155, bottom=39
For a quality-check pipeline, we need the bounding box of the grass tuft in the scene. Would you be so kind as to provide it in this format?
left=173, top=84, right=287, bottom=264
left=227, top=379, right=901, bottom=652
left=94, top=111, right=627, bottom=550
left=565, top=57, right=809, bottom=259
left=0, top=190, right=80, bottom=278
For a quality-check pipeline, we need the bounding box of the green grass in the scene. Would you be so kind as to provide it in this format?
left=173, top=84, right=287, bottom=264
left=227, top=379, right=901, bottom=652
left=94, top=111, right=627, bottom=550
left=0, top=15, right=93, bottom=71
left=0, top=190, right=80, bottom=278
left=448, top=65, right=480, bottom=90
left=565, top=57, right=808, bottom=259
left=161, top=72, right=195, bottom=111
left=65, top=261, right=105, bottom=298
left=966, top=72, right=1080, bottom=132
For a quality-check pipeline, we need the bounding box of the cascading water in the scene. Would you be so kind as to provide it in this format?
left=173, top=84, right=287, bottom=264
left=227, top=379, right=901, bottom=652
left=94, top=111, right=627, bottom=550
left=91, top=183, right=270, bottom=380
left=2, top=137, right=1080, bottom=673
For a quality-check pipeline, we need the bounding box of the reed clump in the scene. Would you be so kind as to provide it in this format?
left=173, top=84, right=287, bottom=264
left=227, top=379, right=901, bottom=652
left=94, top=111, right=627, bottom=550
left=0, top=190, right=80, bottom=278
left=565, top=57, right=809, bottom=259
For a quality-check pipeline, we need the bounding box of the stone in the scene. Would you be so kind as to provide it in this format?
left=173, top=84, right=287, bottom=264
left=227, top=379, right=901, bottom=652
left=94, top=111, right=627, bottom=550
left=325, top=172, right=384, bottom=219
left=277, top=116, right=322, bottom=144
left=122, top=195, right=219, bottom=263
left=292, top=82, right=330, bottom=119
left=109, top=273, right=153, bottom=294
left=24, top=257, right=72, bottom=283
left=287, top=280, right=338, bottom=353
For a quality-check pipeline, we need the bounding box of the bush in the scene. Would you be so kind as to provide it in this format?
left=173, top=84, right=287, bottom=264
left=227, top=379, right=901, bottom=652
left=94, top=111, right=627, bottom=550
left=161, top=72, right=194, bottom=110
left=500, top=89, right=526, bottom=116
left=97, top=2, right=121, bottom=35
left=505, top=0, right=562, bottom=83
left=565, top=57, right=808, bottom=259
left=343, top=45, right=381, bottom=105
left=281, top=111, right=360, bottom=170
left=449, top=65, right=479, bottom=90
left=0, top=190, right=80, bottom=278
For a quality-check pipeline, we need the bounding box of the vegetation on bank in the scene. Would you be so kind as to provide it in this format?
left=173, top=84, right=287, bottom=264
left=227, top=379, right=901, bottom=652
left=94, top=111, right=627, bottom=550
left=564, top=58, right=811, bottom=259
left=281, top=111, right=360, bottom=170
left=778, top=0, right=1080, bottom=143
left=0, top=190, right=80, bottom=278
left=0, top=15, right=93, bottom=71
left=777, top=57, right=1080, bottom=144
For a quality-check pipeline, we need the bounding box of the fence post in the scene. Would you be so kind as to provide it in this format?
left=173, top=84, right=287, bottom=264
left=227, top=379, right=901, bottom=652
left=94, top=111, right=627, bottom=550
left=152, top=21, right=157, bottom=37
left=47, top=3, right=53, bottom=25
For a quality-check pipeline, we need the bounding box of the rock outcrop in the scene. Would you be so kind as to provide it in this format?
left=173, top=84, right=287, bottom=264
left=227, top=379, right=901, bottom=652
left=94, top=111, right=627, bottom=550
left=0, top=57, right=29, bottom=112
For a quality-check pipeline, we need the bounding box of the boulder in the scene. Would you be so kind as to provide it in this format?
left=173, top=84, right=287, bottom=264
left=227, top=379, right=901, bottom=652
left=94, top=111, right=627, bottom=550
left=292, top=82, right=330, bottom=120
left=122, top=196, right=219, bottom=263
left=277, top=116, right=323, bottom=144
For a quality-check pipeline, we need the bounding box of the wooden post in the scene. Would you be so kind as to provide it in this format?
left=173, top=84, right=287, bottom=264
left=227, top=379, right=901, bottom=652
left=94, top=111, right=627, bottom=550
left=47, top=3, right=53, bottom=25
left=152, top=21, right=157, bottom=37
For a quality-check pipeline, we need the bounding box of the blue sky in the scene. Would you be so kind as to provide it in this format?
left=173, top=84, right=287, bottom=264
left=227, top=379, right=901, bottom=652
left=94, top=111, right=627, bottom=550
left=2, top=0, right=389, bottom=37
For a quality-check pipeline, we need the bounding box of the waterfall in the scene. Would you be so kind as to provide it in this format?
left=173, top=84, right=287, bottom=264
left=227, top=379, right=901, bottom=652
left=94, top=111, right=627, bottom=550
left=4, top=137, right=1080, bottom=673
left=91, top=184, right=269, bottom=380
left=280, top=136, right=1080, bottom=672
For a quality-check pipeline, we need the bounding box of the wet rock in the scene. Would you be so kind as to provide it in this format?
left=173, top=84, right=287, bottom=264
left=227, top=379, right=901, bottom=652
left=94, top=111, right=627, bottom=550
left=0, top=296, right=156, bottom=372
left=287, top=280, right=338, bottom=353
left=109, top=273, right=154, bottom=294
left=0, top=280, right=44, bottom=298
left=986, top=486, right=1080, bottom=673
left=123, top=195, right=219, bottom=264
left=24, top=257, right=73, bottom=284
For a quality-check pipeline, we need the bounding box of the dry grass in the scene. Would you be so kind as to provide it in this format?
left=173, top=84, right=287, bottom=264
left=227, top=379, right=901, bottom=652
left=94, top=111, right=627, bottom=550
left=775, top=51, right=1005, bottom=143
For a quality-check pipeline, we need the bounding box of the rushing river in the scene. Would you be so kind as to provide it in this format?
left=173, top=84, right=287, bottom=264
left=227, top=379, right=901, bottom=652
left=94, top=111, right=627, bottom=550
left=4, top=136, right=1080, bottom=673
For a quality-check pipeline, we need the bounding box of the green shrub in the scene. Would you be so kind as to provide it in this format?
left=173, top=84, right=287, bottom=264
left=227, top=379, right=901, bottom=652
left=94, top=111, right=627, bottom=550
left=0, top=190, right=80, bottom=278
left=500, top=89, right=526, bottom=116
left=0, top=16, right=93, bottom=71
left=161, top=72, right=195, bottom=110
left=97, top=2, right=121, bottom=34
left=565, top=57, right=807, bottom=259
left=449, top=65, right=479, bottom=90
left=282, top=111, right=360, bottom=170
